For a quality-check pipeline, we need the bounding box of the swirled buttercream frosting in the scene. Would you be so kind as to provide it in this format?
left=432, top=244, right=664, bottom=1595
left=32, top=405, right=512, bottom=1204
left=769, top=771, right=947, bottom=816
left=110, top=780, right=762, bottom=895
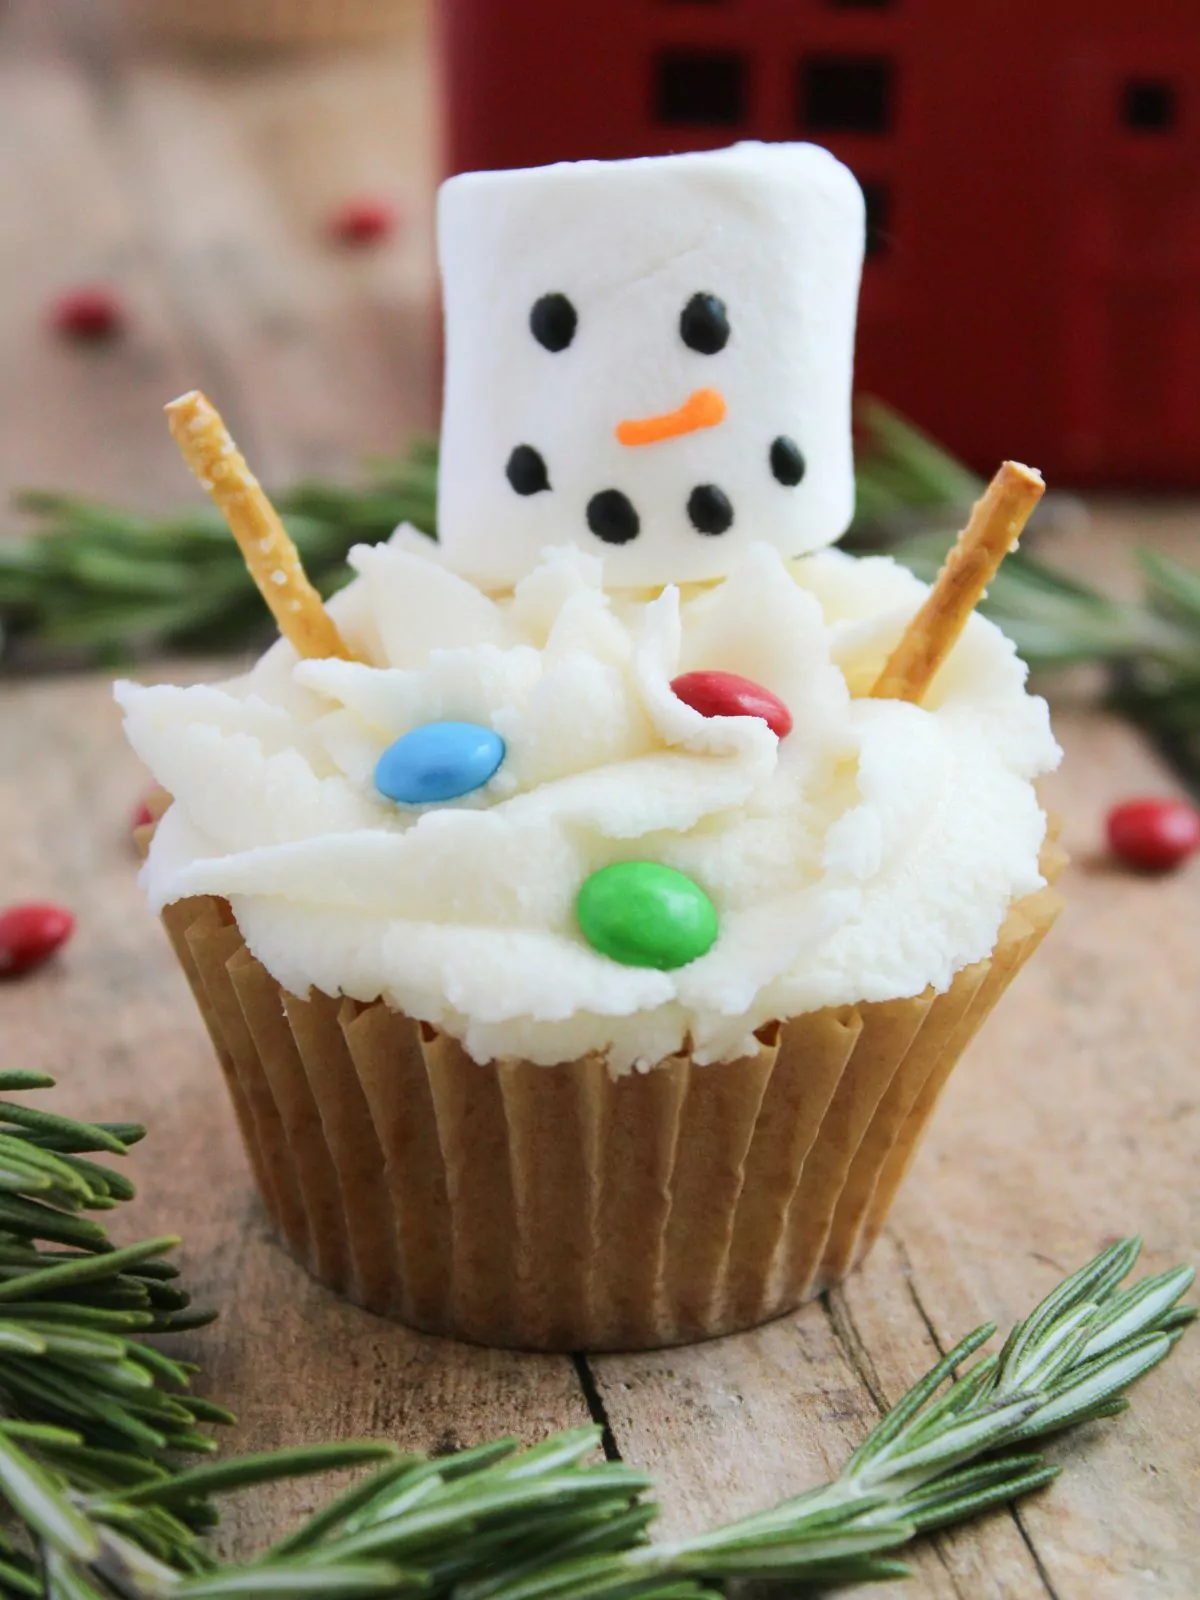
left=116, top=536, right=1059, bottom=1072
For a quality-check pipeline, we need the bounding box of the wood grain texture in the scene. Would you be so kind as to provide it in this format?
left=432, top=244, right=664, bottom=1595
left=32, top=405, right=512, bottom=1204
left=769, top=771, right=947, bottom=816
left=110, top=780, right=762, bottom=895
left=0, top=31, right=198, bottom=512
left=1, top=1, right=1198, bottom=1591
left=0, top=0, right=436, bottom=521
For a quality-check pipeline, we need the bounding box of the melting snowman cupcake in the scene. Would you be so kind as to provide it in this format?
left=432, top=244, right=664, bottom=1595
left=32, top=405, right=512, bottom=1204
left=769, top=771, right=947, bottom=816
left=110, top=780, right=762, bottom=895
left=118, top=142, right=1064, bottom=1353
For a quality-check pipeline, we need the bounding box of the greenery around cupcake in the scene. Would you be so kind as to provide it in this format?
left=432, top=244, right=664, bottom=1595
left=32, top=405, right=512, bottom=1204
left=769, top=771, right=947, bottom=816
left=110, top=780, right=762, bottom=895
left=0, top=1069, right=1191, bottom=1597
left=1, top=404, right=1198, bottom=786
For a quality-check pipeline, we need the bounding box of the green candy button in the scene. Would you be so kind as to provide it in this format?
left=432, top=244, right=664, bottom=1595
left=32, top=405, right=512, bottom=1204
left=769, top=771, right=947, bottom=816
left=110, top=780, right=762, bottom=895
left=576, top=861, right=719, bottom=971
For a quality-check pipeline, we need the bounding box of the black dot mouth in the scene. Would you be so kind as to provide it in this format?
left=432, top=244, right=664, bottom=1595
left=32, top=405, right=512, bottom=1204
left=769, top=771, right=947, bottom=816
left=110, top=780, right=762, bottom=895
left=586, top=489, right=640, bottom=545
left=687, top=484, right=734, bottom=535
left=770, top=436, right=806, bottom=487
left=506, top=445, right=551, bottom=496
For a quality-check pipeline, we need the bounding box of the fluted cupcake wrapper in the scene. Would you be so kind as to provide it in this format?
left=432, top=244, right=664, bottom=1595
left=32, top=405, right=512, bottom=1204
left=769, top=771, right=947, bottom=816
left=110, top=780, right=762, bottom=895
left=156, top=856, right=1062, bottom=1351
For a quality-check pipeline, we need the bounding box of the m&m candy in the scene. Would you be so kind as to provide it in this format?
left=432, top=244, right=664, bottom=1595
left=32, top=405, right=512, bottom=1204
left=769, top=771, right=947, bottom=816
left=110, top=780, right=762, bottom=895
left=670, top=670, right=792, bottom=739
left=375, top=721, right=505, bottom=805
left=577, top=862, right=718, bottom=971
left=0, top=903, right=76, bottom=978
left=329, top=196, right=400, bottom=246
left=1106, top=796, right=1200, bottom=873
left=50, top=286, right=125, bottom=343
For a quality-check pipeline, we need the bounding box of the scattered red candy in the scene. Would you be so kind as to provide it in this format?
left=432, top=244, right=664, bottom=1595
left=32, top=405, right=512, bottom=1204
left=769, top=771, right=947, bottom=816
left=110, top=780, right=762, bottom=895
left=670, top=670, right=793, bottom=739
left=329, top=197, right=398, bottom=246
left=1106, top=797, right=1200, bottom=873
left=49, top=286, right=125, bottom=342
left=0, top=903, right=77, bottom=978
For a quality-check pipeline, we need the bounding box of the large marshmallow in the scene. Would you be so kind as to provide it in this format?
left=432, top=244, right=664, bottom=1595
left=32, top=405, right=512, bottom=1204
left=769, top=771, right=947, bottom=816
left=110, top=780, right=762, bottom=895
left=437, top=142, right=865, bottom=589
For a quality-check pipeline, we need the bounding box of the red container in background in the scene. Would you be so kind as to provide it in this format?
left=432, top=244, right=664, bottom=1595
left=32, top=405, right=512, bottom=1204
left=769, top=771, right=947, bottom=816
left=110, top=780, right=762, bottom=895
left=438, top=0, right=1200, bottom=488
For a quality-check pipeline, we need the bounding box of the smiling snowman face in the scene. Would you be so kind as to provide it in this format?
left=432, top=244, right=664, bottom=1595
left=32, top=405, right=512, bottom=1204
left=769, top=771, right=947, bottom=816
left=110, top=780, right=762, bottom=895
left=436, top=142, right=865, bottom=589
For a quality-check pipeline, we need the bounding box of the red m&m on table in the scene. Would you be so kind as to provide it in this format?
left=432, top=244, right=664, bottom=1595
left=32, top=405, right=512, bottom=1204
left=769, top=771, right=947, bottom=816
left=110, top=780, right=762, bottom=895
left=329, top=197, right=400, bottom=246
left=0, top=903, right=76, bottom=978
left=670, top=670, right=792, bottom=739
left=50, top=286, right=125, bottom=343
left=1106, top=797, right=1200, bottom=873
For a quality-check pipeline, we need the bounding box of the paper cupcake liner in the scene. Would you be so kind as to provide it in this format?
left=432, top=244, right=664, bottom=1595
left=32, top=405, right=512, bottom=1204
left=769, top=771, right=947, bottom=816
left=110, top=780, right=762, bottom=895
left=128, top=0, right=419, bottom=44
left=155, top=844, right=1062, bottom=1351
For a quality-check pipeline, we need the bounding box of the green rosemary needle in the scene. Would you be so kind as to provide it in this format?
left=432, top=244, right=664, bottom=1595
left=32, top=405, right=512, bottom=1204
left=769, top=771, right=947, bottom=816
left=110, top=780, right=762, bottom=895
left=3, top=404, right=1199, bottom=781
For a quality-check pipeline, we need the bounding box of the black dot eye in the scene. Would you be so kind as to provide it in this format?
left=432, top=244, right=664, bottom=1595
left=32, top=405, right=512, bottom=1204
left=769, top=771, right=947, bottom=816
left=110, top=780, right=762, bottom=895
left=506, top=445, right=551, bottom=496
left=530, top=293, right=577, bottom=352
left=687, top=485, right=734, bottom=536
left=586, top=489, right=640, bottom=545
left=680, top=293, right=730, bottom=355
left=770, top=436, right=806, bottom=488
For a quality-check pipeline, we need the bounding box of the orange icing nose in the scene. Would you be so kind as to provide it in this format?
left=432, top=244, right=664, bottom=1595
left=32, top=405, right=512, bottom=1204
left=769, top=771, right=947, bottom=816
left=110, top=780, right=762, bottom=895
left=616, top=387, right=727, bottom=447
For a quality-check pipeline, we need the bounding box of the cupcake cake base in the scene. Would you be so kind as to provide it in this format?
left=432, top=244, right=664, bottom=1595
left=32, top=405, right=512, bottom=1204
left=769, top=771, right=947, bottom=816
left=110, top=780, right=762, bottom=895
left=156, top=842, right=1063, bottom=1352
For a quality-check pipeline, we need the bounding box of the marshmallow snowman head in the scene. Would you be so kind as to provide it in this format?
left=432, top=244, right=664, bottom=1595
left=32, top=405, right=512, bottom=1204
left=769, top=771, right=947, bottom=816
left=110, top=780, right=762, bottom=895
left=436, top=142, right=865, bottom=589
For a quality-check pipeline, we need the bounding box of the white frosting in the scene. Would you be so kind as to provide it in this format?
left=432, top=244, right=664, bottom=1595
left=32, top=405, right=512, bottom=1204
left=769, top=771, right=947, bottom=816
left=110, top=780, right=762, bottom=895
left=438, top=143, right=864, bottom=588
left=117, top=539, right=1059, bottom=1073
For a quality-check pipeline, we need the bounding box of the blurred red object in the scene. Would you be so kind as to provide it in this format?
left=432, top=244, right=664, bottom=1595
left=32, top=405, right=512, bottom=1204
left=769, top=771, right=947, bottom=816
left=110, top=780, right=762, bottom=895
left=131, top=797, right=155, bottom=831
left=439, top=0, right=1200, bottom=487
left=50, top=287, right=124, bottom=343
left=0, top=904, right=76, bottom=978
left=330, top=198, right=399, bottom=246
left=1106, top=797, right=1200, bottom=871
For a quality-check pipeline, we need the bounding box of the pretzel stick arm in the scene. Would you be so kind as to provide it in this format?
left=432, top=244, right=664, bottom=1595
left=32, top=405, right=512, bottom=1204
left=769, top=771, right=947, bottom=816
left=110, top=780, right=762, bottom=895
left=870, top=460, right=1044, bottom=703
left=165, top=390, right=352, bottom=662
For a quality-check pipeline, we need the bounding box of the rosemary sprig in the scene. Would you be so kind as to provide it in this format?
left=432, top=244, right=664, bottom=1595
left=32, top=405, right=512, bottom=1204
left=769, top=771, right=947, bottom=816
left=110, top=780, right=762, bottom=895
left=0, top=1070, right=406, bottom=1596
left=4, top=405, right=1200, bottom=778
left=0, top=441, right=439, bottom=662
left=0, top=1073, right=1191, bottom=1597
left=844, top=405, right=1200, bottom=786
left=845, top=405, right=1199, bottom=673
left=1, top=408, right=1197, bottom=679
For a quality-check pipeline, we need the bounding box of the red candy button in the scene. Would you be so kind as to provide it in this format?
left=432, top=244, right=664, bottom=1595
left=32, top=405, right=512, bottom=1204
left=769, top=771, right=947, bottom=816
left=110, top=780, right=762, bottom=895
left=329, top=197, right=398, bottom=246
left=0, top=903, right=76, bottom=978
left=50, top=286, right=124, bottom=342
left=1106, top=797, right=1200, bottom=873
left=670, top=671, right=793, bottom=739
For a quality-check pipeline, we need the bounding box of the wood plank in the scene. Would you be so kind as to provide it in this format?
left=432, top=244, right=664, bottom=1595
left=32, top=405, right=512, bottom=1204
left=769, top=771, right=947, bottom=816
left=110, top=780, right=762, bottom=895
left=590, top=707, right=1200, bottom=1598
left=0, top=25, right=201, bottom=516
left=103, top=25, right=439, bottom=490
left=0, top=668, right=590, bottom=1559
left=0, top=0, right=438, bottom=528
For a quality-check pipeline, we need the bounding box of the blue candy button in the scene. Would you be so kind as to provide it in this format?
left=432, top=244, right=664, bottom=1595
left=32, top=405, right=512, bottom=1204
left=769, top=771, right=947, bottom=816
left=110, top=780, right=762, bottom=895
left=375, top=721, right=505, bottom=805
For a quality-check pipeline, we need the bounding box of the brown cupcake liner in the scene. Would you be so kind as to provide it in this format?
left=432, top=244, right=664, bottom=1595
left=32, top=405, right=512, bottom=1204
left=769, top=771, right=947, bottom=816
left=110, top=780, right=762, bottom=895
left=155, top=840, right=1062, bottom=1351
left=127, top=0, right=420, bottom=45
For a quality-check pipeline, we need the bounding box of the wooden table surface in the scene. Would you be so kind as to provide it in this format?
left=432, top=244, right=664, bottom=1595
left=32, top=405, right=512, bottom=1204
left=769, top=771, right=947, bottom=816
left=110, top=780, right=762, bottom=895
left=2, top=4, right=1198, bottom=1596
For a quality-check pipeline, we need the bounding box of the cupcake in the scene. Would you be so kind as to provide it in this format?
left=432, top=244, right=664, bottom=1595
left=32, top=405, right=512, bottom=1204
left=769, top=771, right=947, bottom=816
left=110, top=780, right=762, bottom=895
left=119, top=143, right=1063, bottom=1351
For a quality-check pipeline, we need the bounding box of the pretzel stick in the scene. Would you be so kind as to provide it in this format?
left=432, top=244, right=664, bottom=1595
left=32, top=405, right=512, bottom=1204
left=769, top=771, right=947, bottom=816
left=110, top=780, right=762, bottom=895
left=165, top=390, right=353, bottom=661
left=870, top=460, right=1044, bottom=703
